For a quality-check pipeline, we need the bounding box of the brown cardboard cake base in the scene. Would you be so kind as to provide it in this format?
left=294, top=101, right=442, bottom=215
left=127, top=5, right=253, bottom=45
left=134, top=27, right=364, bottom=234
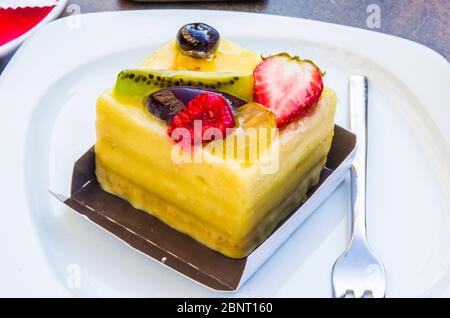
left=58, top=125, right=356, bottom=291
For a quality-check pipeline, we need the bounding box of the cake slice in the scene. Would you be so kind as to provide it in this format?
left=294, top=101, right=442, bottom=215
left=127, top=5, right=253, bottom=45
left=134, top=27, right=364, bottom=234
left=96, top=88, right=335, bottom=258
left=95, top=23, right=336, bottom=258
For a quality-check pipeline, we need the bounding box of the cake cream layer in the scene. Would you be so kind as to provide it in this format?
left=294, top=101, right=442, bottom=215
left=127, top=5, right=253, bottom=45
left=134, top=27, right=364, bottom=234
left=95, top=88, right=336, bottom=258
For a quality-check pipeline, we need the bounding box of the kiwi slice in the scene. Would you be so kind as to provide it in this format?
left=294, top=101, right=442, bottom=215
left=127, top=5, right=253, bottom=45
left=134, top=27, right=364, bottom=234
left=114, top=69, right=254, bottom=101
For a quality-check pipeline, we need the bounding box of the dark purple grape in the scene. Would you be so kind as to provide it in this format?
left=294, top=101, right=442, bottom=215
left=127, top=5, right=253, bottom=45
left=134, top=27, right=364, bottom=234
left=145, top=86, right=246, bottom=123
left=176, top=23, right=220, bottom=59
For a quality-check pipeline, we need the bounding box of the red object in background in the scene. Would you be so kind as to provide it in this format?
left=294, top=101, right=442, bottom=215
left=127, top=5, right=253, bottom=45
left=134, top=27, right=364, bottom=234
left=0, top=6, right=55, bottom=46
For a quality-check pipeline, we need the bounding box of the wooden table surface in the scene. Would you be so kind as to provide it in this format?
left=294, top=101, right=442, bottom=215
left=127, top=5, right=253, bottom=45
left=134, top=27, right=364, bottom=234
left=1, top=0, right=449, bottom=72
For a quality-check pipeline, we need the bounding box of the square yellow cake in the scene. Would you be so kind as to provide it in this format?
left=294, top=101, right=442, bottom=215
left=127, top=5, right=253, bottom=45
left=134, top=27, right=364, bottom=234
left=95, top=25, right=336, bottom=258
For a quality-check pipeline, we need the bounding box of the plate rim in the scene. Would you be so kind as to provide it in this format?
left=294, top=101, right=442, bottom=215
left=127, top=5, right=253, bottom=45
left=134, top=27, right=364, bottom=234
left=0, top=9, right=449, bottom=297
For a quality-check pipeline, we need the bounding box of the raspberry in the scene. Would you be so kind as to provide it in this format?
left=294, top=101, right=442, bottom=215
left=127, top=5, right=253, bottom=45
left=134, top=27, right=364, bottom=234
left=168, top=92, right=236, bottom=145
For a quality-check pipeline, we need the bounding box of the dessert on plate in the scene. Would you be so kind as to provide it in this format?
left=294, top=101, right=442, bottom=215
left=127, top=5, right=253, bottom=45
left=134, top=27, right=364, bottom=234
left=95, top=23, right=337, bottom=258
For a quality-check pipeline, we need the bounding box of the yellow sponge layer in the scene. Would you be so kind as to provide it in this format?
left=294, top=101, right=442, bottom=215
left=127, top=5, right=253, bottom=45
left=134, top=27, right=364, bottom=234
left=95, top=88, right=336, bottom=258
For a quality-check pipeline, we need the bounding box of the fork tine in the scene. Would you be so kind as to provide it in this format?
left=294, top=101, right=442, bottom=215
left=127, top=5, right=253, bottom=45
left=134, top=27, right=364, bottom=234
left=343, top=290, right=355, bottom=298
left=363, top=290, right=374, bottom=298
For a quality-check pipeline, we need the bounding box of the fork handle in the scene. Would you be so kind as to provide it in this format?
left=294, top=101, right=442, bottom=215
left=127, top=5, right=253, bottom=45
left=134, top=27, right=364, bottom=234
left=349, top=76, right=368, bottom=242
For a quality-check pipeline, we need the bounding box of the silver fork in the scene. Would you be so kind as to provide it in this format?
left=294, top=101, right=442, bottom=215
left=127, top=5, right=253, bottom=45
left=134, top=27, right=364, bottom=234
left=331, top=76, right=386, bottom=298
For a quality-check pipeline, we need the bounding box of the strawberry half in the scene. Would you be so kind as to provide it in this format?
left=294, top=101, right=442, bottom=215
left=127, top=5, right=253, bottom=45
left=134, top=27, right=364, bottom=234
left=253, top=53, right=324, bottom=128
left=168, top=92, right=236, bottom=145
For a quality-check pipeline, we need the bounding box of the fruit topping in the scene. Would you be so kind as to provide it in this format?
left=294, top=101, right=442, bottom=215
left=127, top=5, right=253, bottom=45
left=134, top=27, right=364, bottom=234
left=176, top=23, right=220, bottom=59
left=215, top=103, right=277, bottom=164
left=145, top=89, right=186, bottom=123
left=115, top=69, right=254, bottom=101
left=168, top=92, right=236, bottom=145
left=145, top=86, right=246, bottom=123
left=253, top=53, right=324, bottom=128
left=235, top=102, right=277, bottom=130
left=140, top=38, right=262, bottom=73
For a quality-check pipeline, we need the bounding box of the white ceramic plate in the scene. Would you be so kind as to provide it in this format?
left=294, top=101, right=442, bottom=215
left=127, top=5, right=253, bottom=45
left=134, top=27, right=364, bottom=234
left=0, top=0, right=67, bottom=58
left=0, top=10, right=449, bottom=297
